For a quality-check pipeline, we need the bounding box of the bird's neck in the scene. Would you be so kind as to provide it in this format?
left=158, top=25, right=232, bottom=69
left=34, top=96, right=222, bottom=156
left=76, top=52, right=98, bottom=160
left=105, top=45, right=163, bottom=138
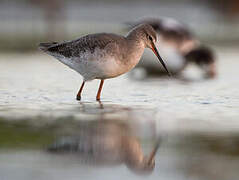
left=123, top=136, right=148, bottom=170
left=126, top=28, right=145, bottom=47
left=124, top=30, right=146, bottom=68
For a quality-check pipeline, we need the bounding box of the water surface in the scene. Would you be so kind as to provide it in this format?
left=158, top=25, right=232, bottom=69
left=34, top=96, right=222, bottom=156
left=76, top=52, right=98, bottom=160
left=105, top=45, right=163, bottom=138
left=0, top=46, right=239, bottom=180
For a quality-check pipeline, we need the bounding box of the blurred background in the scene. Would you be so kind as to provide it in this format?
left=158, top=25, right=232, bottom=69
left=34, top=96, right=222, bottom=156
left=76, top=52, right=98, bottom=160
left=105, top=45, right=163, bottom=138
left=0, top=0, right=239, bottom=180
left=1, top=0, right=239, bottom=51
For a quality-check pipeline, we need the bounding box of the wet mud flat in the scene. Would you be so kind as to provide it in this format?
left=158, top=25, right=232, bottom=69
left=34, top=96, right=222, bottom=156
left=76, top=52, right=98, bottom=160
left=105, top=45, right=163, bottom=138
left=0, top=46, right=239, bottom=180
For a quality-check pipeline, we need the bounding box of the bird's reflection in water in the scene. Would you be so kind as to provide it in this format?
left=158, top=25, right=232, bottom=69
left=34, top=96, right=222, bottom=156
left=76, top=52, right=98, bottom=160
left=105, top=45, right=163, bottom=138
left=47, top=111, right=160, bottom=175
left=77, top=101, right=133, bottom=114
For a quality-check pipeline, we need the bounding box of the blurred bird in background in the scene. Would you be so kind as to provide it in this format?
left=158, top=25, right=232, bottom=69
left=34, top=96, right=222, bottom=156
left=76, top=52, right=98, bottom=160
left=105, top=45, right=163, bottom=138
left=127, top=17, right=217, bottom=79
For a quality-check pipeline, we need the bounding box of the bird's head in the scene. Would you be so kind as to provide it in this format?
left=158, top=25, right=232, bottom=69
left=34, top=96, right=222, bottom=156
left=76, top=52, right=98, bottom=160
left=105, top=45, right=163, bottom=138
left=129, top=24, right=171, bottom=76
left=142, top=24, right=171, bottom=76
left=127, top=155, right=156, bottom=175
left=126, top=142, right=159, bottom=175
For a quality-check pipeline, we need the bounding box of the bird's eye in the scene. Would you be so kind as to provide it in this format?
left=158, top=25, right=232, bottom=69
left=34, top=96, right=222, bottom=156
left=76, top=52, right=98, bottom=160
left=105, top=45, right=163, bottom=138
left=148, top=35, right=153, bottom=41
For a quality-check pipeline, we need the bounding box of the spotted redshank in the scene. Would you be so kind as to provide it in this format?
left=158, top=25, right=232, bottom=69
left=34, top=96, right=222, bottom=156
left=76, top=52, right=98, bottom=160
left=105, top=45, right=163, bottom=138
left=39, top=24, right=170, bottom=101
left=129, top=17, right=216, bottom=78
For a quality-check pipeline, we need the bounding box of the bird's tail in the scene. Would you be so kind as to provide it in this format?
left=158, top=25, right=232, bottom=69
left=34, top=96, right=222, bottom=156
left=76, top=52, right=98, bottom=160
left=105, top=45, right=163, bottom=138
left=38, top=42, right=58, bottom=51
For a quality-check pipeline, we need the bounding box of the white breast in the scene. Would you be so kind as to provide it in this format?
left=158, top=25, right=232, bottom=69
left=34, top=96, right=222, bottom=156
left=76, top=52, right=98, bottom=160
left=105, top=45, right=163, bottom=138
left=53, top=48, right=126, bottom=81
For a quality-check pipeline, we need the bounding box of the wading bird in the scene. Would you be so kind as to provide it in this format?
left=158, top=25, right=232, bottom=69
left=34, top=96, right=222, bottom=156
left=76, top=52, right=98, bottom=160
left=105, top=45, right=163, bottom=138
left=39, top=24, right=170, bottom=101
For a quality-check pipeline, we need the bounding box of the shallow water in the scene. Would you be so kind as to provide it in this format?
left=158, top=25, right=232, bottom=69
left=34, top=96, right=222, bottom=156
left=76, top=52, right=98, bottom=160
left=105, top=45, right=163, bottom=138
left=0, top=46, right=239, bottom=180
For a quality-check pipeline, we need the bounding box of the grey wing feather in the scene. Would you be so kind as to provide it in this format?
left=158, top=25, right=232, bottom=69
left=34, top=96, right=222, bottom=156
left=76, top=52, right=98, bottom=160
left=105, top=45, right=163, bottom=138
left=39, top=33, right=119, bottom=58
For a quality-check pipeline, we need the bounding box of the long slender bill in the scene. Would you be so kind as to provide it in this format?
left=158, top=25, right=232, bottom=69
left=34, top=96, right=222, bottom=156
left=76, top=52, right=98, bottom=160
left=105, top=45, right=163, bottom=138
left=151, top=42, right=172, bottom=77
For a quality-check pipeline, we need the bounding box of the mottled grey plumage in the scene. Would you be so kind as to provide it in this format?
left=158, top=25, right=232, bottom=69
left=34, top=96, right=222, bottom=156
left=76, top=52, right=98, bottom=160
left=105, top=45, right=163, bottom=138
left=39, top=33, right=126, bottom=59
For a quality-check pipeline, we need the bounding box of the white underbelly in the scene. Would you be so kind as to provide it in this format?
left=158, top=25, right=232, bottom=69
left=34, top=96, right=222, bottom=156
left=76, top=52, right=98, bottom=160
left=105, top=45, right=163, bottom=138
left=54, top=51, right=126, bottom=81
left=77, top=57, right=126, bottom=80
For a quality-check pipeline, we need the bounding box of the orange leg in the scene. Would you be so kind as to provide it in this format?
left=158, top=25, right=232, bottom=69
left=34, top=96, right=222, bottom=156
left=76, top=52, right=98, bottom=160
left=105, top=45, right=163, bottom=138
left=96, top=80, right=104, bottom=101
left=76, top=81, right=85, bottom=101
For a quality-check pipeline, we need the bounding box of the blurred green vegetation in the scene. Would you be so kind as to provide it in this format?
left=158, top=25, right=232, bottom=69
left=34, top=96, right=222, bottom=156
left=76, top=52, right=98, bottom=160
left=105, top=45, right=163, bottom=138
left=0, top=36, right=43, bottom=52
left=1, top=117, right=239, bottom=157
left=0, top=119, right=55, bottom=149
left=173, top=133, right=239, bottom=157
